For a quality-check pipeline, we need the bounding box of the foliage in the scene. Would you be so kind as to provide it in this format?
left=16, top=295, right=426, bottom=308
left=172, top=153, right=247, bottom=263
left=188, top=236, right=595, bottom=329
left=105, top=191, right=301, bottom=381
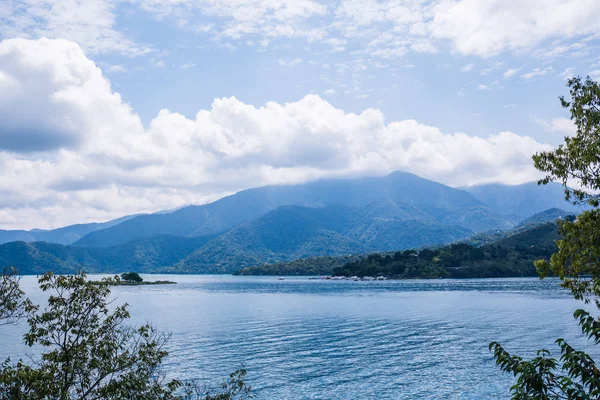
left=491, top=76, right=600, bottom=399
left=0, top=267, right=30, bottom=326
left=121, top=271, right=143, bottom=282
left=234, top=255, right=362, bottom=276
left=0, top=272, right=252, bottom=400
left=182, top=369, right=253, bottom=400
left=332, top=222, right=559, bottom=279
left=533, top=76, right=600, bottom=207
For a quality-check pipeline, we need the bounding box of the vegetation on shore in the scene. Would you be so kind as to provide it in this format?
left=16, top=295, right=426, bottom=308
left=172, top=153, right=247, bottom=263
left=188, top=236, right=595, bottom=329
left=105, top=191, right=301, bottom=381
left=88, top=279, right=177, bottom=285
left=0, top=271, right=251, bottom=399
left=234, top=255, right=362, bottom=276
left=233, top=219, right=562, bottom=278
left=88, top=271, right=177, bottom=285
left=333, top=221, right=561, bottom=279
left=490, top=76, right=600, bottom=398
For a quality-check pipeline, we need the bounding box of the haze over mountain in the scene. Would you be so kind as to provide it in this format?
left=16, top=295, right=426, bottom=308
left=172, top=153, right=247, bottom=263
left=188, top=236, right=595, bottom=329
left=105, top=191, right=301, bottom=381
left=0, top=215, right=139, bottom=245
left=73, top=171, right=503, bottom=248
left=0, top=235, right=215, bottom=276
left=0, top=171, right=580, bottom=275
left=464, top=182, right=582, bottom=217
left=168, top=203, right=475, bottom=274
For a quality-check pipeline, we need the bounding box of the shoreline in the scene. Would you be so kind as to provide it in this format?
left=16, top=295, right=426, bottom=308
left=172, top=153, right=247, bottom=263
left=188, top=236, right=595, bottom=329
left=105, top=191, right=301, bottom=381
left=87, top=280, right=177, bottom=286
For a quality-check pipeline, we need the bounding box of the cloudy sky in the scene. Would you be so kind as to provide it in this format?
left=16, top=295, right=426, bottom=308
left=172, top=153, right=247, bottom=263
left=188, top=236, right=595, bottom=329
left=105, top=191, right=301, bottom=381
left=0, top=0, right=598, bottom=230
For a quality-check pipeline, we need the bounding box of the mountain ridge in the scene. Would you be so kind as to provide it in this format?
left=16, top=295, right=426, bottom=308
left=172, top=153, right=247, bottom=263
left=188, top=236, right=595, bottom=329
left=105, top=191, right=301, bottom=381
left=0, top=214, right=141, bottom=245
left=73, top=171, right=487, bottom=248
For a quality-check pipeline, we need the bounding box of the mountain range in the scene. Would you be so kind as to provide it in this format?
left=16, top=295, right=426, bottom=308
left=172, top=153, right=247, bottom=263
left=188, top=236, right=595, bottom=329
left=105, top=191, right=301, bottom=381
left=0, top=171, right=582, bottom=275
left=0, top=214, right=139, bottom=245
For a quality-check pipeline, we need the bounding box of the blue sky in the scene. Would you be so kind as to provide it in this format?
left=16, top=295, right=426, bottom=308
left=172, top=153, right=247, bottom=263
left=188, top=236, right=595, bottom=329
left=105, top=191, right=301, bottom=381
left=89, top=0, right=593, bottom=141
left=0, top=0, right=598, bottom=229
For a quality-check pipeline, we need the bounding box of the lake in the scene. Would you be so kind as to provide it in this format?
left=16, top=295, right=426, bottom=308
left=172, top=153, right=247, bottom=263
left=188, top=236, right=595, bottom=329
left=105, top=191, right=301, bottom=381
left=1, top=275, right=597, bottom=399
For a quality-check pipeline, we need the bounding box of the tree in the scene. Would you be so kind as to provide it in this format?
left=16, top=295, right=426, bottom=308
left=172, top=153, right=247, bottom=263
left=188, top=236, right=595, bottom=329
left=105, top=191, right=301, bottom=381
left=490, top=76, right=600, bottom=399
left=0, top=272, right=252, bottom=400
left=121, top=272, right=144, bottom=283
left=0, top=267, right=30, bottom=326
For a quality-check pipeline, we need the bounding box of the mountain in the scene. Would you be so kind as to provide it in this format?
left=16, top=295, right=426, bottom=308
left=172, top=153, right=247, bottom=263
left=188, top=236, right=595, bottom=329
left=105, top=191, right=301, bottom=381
left=236, top=206, right=570, bottom=277
left=4, top=200, right=477, bottom=275
left=73, top=171, right=499, bottom=248
left=3, top=172, right=576, bottom=276
left=518, top=208, right=575, bottom=226
left=332, top=221, right=560, bottom=279
left=0, top=234, right=215, bottom=275
left=168, top=203, right=474, bottom=274
left=0, top=214, right=140, bottom=245
left=0, top=241, right=84, bottom=275
left=464, top=182, right=583, bottom=217
left=237, top=220, right=562, bottom=278
left=459, top=207, right=574, bottom=247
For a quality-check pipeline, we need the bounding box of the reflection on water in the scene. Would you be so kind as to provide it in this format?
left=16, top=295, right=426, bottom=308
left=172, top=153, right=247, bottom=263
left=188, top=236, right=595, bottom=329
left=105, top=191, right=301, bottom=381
left=0, top=275, right=595, bottom=399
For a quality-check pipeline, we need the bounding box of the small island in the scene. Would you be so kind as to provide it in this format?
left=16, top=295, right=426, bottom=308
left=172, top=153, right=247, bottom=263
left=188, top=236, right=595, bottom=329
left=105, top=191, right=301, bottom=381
left=88, top=272, right=177, bottom=286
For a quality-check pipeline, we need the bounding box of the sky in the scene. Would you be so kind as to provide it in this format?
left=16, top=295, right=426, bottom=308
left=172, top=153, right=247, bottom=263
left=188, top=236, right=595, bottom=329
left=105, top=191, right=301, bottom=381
left=0, top=0, right=598, bottom=230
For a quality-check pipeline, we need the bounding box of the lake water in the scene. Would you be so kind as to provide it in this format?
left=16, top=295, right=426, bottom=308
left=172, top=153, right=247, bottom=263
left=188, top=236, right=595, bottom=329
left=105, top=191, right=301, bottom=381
left=1, top=275, right=597, bottom=399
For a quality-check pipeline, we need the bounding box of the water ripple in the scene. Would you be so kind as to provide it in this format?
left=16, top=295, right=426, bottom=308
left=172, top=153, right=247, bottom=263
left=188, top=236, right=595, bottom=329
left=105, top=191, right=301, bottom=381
left=0, top=275, right=596, bottom=399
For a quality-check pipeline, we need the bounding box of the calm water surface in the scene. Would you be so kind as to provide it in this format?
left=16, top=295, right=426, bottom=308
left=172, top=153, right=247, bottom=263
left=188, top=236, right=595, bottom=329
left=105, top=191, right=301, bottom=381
left=1, top=275, right=597, bottom=399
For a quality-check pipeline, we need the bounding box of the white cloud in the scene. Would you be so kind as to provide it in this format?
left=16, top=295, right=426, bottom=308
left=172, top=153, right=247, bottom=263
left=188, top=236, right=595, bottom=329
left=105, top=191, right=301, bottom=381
left=521, top=67, right=554, bottom=80
left=278, top=58, right=303, bottom=67
left=0, top=38, right=552, bottom=229
left=535, top=116, right=577, bottom=136
left=503, top=68, right=521, bottom=78
left=180, top=62, right=196, bottom=69
left=461, top=63, right=474, bottom=72
left=1, top=0, right=598, bottom=62
left=477, top=81, right=501, bottom=91
left=590, top=70, right=600, bottom=80
left=534, top=41, right=588, bottom=60
left=323, top=38, right=346, bottom=51
left=139, top=0, right=328, bottom=41
left=480, top=62, right=504, bottom=76
left=323, top=89, right=336, bottom=96
left=558, top=67, right=575, bottom=80
left=369, top=47, right=408, bottom=59
left=108, top=65, right=127, bottom=73
left=431, top=0, right=600, bottom=57
left=1, top=0, right=597, bottom=65
left=0, top=0, right=148, bottom=55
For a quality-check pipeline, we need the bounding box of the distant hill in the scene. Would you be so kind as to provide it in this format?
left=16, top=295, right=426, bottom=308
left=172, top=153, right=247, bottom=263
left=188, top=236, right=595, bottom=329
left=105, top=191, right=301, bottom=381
left=234, top=255, right=362, bottom=276
left=238, top=213, right=565, bottom=277
left=2, top=201, right=476, bottom=275
left=0, top=206, right=565, bottom=277
left=464, top=182, right=582, bottom=217
left=0, top=214, right=140, bottom=245
left=73, top=171, right=493, bottom=248
left=518, top=208, right=575, bottom=226
left=0, top=172, right=580, bottom=276
left=461, top=208, right=574, bottom=247
left=169, top=203, right=476, bottom=274
left=332, top=221, right=560, bottom=279
left=0, top=234, right=214, bottom=275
